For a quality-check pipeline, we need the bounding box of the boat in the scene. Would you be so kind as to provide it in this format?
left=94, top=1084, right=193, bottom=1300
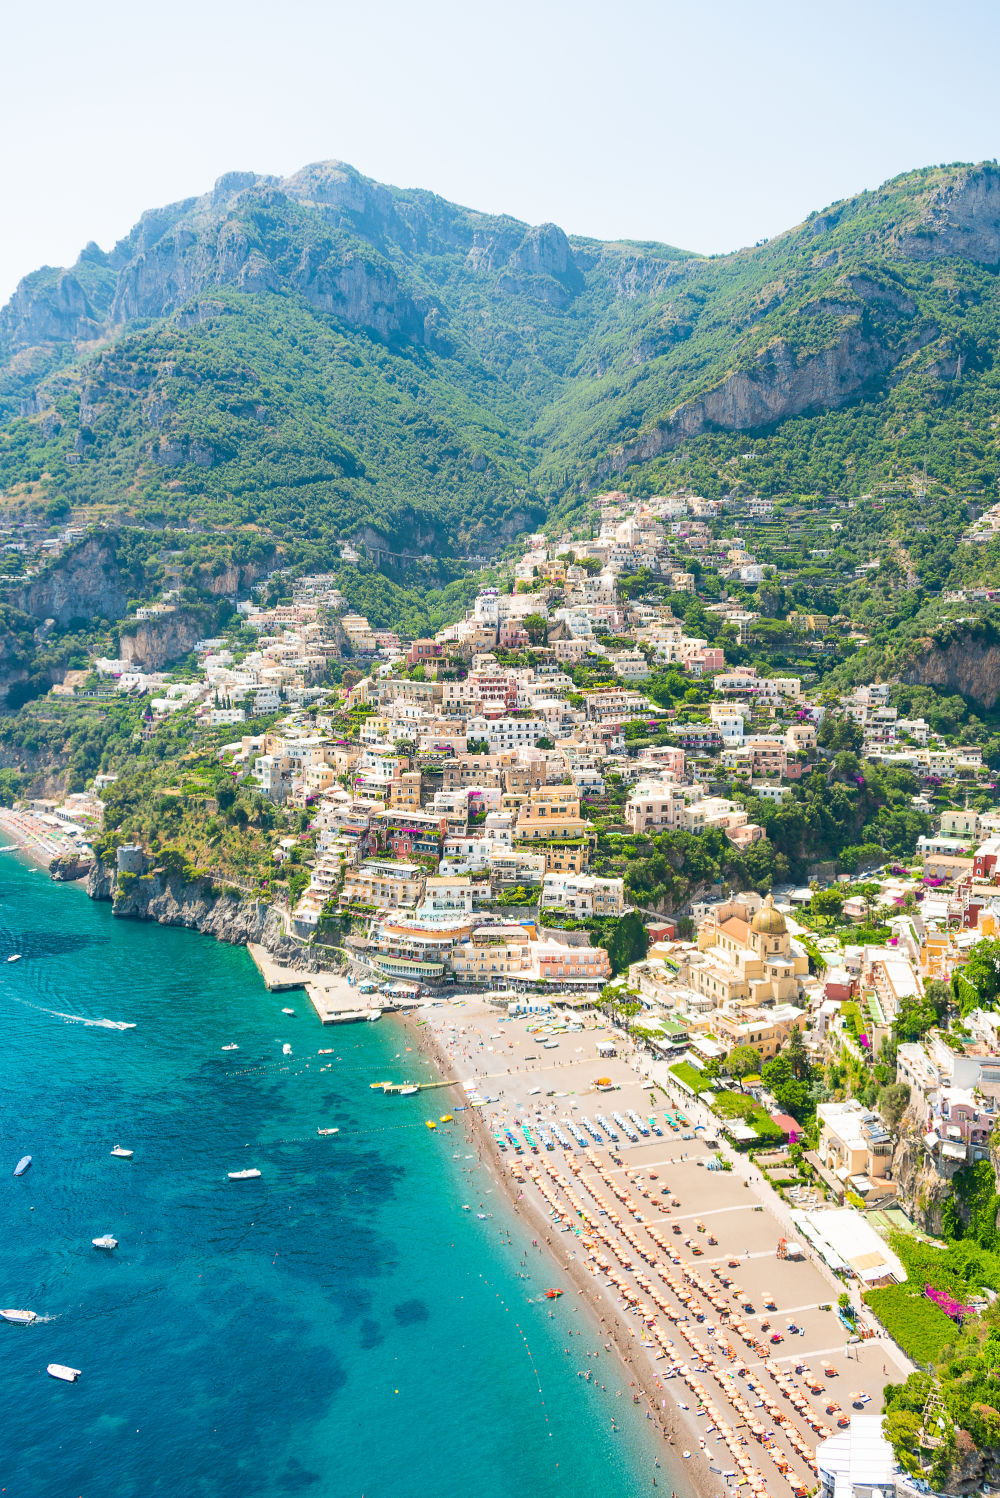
left=0, top=1308, right=37, bottom=1324
left=318, top=1048, right=334, bottom=1055
left=47, top=1364, right=81, bottom=1382
left=399, top=1084, right=419, bottom=1095
left=7, top=954, right=21, bottom=963
left=227, top=1168, right=262, bottom=1180
left=13, top=1155, right=31, bottom=1177
left=281, top=1044, right=292, bottom=1056
left=110, top=1147, right=133, bottom=1159
left=281, top=1008, right=295, bottom=1016
left=316, top=1128, right=339, bottom=1136
left=92, top=1235, right=118, bottom=1250
left=221, top=1044, right=239, bottom=1051
left=370, top=1081, right=391, bottom=1089
left=544, top=1288, right=564, bottom=1299
left=426, top=1120, right=437, bottom=1130
left=439, top=1114, right=453, bottom=1123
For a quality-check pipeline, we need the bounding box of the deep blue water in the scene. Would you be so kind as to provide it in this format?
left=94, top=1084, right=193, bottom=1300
left=0, top=854, right=668, bottom=1497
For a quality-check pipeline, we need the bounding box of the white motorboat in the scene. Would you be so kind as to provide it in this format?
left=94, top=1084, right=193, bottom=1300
left=317, top=1048, right=334, bottom=1055
left=316, top=1127, right=339, bottom=1136
left=221, top=1044, right=239, bottom=1051
left=227, top=1168, right=262, bottom=1180
left=47, top=1364, right=81, bottom=1382
left=92, top=1235, right=118, bottom=1250
left=282, top=1043, right=292, bottom=1055
left=110, top=1147, right=133, bottom=1159
left=0, top=1308, right=37, bottom=1324
left=281, top=1007, right=295, bottom=1016
left=399, top=1084, right=419, bottom=1095
left=7, top=954, right=21, bottom=963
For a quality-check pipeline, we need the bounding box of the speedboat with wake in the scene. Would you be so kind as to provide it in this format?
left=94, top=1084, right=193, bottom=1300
left=0, top=1308, right=37, bottom=1324
left=92, top=1235, right=118, bottom=1250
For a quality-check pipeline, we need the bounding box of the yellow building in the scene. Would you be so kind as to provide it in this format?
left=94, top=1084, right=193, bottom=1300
left=515, top=785, right=590, bottom=841
left=693, top=894, right=808, bottom=1007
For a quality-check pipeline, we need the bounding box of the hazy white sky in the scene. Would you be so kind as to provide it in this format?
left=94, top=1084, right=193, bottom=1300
left=2, top=0, right=999, bottom=301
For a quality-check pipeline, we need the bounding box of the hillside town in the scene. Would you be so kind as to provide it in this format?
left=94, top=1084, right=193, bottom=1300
left=9, top=489, right=1000, bottom=1486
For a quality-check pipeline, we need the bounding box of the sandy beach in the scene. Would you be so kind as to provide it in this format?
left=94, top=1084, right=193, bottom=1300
left=407, top=989, right=913, bottom=1498
left=0, top=805, right=82, bottom=870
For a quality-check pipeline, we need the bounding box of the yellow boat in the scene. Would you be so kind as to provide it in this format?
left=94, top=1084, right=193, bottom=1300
left=439, top=1114, right=453, bottom=1123
left=426, top=1120, right=437, bottom=1130
left=370, top=1081, right=391, bottom=1090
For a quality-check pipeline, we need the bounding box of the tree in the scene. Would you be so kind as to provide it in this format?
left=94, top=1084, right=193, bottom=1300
left=878, top=1081, right=912, bottom=1130
left=954, top=938, right=1000, bottom=1016
left=523, top=612, right=548, bottom=646
left=726, top=1044, right=762, bottom=1085
left=818, top=714, right=863, bottom=753
left=786, top=1023, right=809, bottom=1080
left=597, top=910, right=649, bottom=975
left=810, top=887, right=844, bottom=927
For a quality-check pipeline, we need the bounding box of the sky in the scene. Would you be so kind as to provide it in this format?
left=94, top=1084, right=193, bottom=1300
left=2, top=0, right=999, bottom=301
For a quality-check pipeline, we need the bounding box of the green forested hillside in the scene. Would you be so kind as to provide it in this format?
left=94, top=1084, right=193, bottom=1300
left=5, top=159, right=1000, bottom=572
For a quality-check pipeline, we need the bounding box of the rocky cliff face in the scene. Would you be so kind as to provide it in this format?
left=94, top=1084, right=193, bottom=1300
left=896, top=164, right=1000, bottom=263
left=86, top=859, right=332, bottom=969
left=902, top=636, right=1000, bottom=709
left=18, top=535, right=131, bottom=625
left=118, top=609, right=207, bottom=670
left=890, top=1100, right=955, bottom=1233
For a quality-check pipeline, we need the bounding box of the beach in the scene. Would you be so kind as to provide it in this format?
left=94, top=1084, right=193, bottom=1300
left=0, top=804, right=87, bottom=869
left=406, top=988, right=914, bottom=1498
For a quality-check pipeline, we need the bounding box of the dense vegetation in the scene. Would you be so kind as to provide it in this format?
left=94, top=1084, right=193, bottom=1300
left=9, top=160, right=1000, bottom=594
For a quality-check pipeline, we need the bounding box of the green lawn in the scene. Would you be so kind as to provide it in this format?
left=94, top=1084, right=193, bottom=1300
left=669, top=1061, right=704, bottom=1092
left=865, top=1284, right=958, bottom=1364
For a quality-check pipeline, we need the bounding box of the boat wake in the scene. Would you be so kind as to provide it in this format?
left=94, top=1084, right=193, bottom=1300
left=55, top=1014, right=137, bottom=1030
left=4, top=994, right=136, bottom=1029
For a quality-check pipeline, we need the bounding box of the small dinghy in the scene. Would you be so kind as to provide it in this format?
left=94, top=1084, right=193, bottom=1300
left=13, top=1155, right=31, bottom=1177
left=110, top=1147, right=133, bottom=1159
left=282, top=1044, right=292, bottom=1056
left=318, top=1048, right=334, bottom=1055
left=281, top=1007, right=295, bottom=1016
left=0, top=1308, right=37, bottom=1324
left=7, top=953, right=21, bottom=963
left=92, top=1235, right=118, bottom=1250
left=317, top=1127, right=339, bottom=1136
left=227, top=1168, right=262, bottom=1180
left=221, top=1044, right=239, bottom=1052
left=47, top=1364, right=81, bottom=1382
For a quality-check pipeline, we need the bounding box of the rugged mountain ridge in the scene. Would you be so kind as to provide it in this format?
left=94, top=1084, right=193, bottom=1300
left=4, top=159, right=1000, bottom=557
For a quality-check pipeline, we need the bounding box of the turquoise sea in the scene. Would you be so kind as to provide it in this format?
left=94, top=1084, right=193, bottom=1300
left=0, top=853, right=673, bottom=1498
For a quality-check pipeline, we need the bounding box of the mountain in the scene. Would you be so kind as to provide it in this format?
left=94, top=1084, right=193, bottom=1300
left=4, top=159, right=1000, bottom=566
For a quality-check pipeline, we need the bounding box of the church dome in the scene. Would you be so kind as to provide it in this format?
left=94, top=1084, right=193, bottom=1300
left=751, top=894, right=787, bottom=936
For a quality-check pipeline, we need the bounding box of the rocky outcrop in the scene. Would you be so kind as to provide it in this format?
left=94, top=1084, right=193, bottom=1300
left=17, top=535, right=130, bottom=625
left=902, top=636, right=1000, bottom=709
left=0, top=258, right=114, bottom=354
left=609, top=328, right=899, bottom=469
left=896, top=164, right=1000, bottom=264
left=118, top=609, right=207, bottom=670
left=85, top=859, right=333, bottom=969
left=890, top=1100, right=955, bottom=1233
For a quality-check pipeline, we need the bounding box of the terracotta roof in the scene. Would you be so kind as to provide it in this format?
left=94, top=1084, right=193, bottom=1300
left=719, top=916, right=749, bottom=942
